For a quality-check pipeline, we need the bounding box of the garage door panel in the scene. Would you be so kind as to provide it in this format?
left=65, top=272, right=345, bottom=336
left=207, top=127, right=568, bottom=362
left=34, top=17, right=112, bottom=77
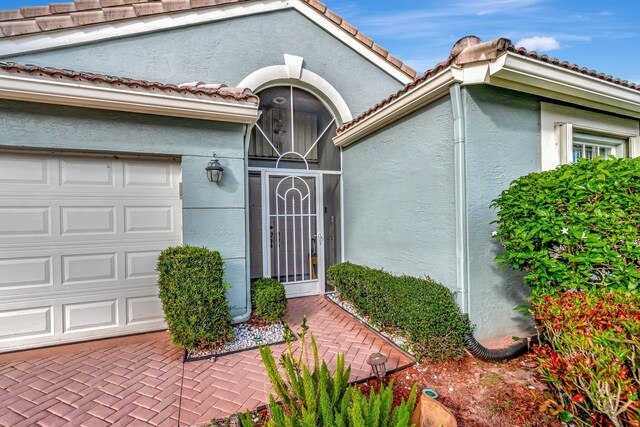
left=0, top=256, right=53, bottom=290
left=60, top=158, right=117, bottom=187
left=0, top=306, right=53, bottom=342
left=125, top=250, right=161, bottom=280
left=0, top=206, right=51, bottom=238
left=0, top=152, right=180, bottom=352
left=124, top=161, right=176, bottom=188
left=62, top=253, right=118, bottom=286
left=61, top=206, right=116, bottom=235
left=0, top=155, right=49, bottom=185
left=63, top=299, right=118, bottom=333
left=126, top=296, right=164, bottom=326
left=125, top=206, right=175, bottom=234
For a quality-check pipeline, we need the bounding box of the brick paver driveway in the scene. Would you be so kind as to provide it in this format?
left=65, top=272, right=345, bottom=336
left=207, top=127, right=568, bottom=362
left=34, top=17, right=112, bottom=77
left=0, top=296, right=412, bottom=426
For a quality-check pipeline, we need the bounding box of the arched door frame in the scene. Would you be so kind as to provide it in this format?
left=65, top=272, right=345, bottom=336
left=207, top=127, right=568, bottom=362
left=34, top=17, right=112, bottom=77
left=237, top=54, right=353, bottom=126
left=241, top=57, right=347, bottom=296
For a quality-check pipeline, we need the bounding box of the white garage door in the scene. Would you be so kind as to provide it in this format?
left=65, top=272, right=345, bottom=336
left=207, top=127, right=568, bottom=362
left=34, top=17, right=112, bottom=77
left=0, top=152, right=181, bottom=352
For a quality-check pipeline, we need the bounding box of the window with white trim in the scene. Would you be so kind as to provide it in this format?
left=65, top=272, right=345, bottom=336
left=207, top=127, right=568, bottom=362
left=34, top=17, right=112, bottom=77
left=571, top=131, right=627, bottom=162
left=541, top=103, right=640, bottom=170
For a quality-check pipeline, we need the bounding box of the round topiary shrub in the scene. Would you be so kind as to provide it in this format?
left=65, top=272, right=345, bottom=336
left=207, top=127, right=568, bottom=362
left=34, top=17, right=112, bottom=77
left=251, top=278, right=287, bottom=322
left=492, top=157, right=640, bottom=295
left=157, top=246, right=233, bottom=350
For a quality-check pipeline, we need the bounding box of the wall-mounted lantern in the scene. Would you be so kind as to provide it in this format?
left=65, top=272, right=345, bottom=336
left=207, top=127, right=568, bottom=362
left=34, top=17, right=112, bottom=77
left=367, top=352, right=388, bottom=379
left=206, top=153, right=224, bottom=183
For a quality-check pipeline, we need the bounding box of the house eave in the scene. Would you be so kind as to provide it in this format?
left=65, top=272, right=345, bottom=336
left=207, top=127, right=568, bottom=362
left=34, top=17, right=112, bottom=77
left=0, top=73, right=259, bottom=124
left=335, top=52, right=640, bottom=148
left=486, top=53, right=640, bottom=119
left=333, top=68, right=459, bottom=147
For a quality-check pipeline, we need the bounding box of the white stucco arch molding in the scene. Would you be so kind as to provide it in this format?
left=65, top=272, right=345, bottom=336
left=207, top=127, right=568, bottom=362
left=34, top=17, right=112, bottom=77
left=238, top=54, right=353, bottom=125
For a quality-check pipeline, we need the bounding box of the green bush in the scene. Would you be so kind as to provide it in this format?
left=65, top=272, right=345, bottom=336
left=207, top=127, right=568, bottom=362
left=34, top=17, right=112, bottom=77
left=239, top=317, right=418, bottom=427
left=157, top=246, right=233, bottom=350
left=251, top=278, right=287, bottom=322
left=327, top=262, right=473, bottom=361
left=492, top=157, right=640, bottom=295
left=532, top=290, right=640, bottom=426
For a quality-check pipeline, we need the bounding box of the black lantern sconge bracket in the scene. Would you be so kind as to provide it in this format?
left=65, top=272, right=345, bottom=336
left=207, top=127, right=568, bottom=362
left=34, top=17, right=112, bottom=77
left=206, top=152, right=224, bottom=183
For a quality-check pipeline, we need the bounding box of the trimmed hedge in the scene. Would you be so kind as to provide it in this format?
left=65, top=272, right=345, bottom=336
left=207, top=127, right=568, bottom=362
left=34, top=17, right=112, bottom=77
left=492, top=157, right=640, bottom=295
left=327, top=262, right=473, bottom=361
left=157, top=246, right=233, bottom=350
left=533, top=290, right=640, bottom=426
left=251, top=278, right=287, bottom=322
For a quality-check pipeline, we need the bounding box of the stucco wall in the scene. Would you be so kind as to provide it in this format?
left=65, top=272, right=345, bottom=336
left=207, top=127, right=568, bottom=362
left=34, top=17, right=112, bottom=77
left=3, top=9, right=402, bottom=118
left=463, top=85, right=540, bottom=341
left=0, top=99, right=250, bottom=318
left=341, top=96, right=457, bottom=287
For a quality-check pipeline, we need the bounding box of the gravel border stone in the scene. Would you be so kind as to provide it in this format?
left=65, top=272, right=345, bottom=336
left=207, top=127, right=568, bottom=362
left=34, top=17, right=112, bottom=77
left=185, top=321, right=289, bottom=362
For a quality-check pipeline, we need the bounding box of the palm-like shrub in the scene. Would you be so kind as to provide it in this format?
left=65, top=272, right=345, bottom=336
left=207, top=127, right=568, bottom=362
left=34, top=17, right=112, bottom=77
left=240, top=317, right=418, bottom=427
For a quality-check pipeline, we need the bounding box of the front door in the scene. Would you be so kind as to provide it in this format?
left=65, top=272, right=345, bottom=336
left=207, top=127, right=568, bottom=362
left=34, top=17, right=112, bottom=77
left=263, top=171, right=324, bottom=297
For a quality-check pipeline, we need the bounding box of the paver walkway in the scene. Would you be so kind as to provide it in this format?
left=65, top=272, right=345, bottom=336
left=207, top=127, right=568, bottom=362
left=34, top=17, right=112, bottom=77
left=0, top=296, right=412, bottom=426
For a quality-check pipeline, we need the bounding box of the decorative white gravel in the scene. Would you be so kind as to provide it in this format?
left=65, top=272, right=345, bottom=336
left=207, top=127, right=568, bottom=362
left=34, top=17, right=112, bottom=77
left=187, top=321, right=287, bottom=360
left=326, top=292, right=413, bottom=355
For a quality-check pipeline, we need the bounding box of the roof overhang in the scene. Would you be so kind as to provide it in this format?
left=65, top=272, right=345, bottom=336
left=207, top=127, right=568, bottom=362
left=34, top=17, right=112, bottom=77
left=0, top=71, right=259, bottom=123
left=335, top=51, right=640, bottom=147
left=333, top=68, right=460, bottom=147
left=483, top=53, right=640, bottom=119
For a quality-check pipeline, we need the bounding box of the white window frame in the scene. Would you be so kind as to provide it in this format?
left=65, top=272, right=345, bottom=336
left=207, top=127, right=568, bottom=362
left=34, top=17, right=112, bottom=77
left=541, top=102, right=640, bottom=170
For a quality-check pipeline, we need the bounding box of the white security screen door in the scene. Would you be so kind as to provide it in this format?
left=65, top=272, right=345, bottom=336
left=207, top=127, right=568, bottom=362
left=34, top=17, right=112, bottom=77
left=263, top=171, right=324, bottom=297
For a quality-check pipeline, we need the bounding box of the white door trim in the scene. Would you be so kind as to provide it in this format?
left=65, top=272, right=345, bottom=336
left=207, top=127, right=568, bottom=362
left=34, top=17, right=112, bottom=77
left=262, top=169, right=324, bottom=297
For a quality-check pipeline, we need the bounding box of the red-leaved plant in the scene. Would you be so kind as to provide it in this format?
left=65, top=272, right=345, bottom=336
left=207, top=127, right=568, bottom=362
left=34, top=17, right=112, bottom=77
left=532, top=290, right=640, bottom=426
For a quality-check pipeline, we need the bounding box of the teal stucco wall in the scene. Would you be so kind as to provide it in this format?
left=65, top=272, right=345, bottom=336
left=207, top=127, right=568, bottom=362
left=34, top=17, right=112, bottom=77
left=3, top=9, right=402, bottom=118
left=341, top=96, right=457, bottom=287
left=341, top=85, right=542, bottom=342
left=463, top=85, right=540, bottom=341
left=0, top=99, right=250, bottom=318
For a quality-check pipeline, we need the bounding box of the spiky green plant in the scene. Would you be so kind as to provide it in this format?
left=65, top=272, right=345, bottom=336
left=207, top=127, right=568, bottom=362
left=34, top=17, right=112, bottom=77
left=239, top=316, right=418, bottom=427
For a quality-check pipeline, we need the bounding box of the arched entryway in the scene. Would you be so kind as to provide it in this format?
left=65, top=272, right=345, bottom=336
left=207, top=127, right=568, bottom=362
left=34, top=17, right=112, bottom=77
left=248, top=86, right=342, bottom=297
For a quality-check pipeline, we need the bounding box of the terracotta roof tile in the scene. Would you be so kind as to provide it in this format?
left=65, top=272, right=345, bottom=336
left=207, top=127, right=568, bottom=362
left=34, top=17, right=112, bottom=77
left=19, top=5, right=51, bottom=17
left=35, top=14, right=75, bottom=31
left=338, top=37, right=640, bottom=135
left=49, top=2, right=77, bottom=13
left=0, top=61, right=260, bottom=104
left=70, top=10, right=105, bottom=25
left=0, top=0, right=418, bottom=80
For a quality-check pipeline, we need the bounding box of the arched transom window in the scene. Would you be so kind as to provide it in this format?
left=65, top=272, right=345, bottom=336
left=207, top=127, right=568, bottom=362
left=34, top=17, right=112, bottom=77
left=249, top=86, right=339, bottom=170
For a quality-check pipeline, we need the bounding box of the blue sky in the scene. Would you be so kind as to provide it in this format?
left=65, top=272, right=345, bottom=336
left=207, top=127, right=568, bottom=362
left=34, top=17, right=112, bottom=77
left=1, top=0, right=639, bottom=83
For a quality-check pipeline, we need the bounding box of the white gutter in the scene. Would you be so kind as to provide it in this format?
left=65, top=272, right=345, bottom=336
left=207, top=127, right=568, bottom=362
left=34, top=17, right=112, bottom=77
left=489, top=53, right=640, bottom=119
left=450, top=83, right=470, bottom=315
left=235, top=123, right=253, bottom=324
left=333, top=68, right=460, bottom=147
left=0, top=72, right=259, bottom=123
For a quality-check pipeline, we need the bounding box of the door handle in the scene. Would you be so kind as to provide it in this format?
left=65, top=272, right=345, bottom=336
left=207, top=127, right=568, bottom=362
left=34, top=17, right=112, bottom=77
left=316, top=233, right=324, bottom=245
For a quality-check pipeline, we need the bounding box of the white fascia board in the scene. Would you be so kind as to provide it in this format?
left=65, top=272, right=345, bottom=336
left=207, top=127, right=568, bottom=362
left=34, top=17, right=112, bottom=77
left=0, top=73, right=259, bottom=123
left=333, top=68, right=459, bottom=147
left=487, top=53, right=640, bottom=119
left=0, top=0, right=289, bottom=58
